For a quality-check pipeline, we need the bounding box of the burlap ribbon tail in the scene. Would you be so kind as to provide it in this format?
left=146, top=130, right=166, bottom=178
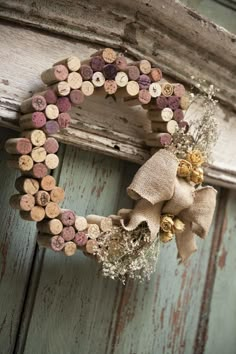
left=122, top=149, right=217, bottom=261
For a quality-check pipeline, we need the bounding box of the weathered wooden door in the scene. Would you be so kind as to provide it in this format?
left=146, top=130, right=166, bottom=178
left=0, top=1, right=236, bottom=353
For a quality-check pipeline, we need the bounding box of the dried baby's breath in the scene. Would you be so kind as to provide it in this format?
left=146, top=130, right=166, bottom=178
left=96, top=224, right=160, bottom=284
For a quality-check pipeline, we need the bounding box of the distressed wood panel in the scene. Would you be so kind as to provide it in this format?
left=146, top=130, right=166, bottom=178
left=204, top=190, right=236, bottom=354
left=21, top=146, right=137, bottom=354
left=0, top=0, right=235, bottom=109
left=0, top=22, right=236, bottom=188
left=0, top=128, right=37, bottom=354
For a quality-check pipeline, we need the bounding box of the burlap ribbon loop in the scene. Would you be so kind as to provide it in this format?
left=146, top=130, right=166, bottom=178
left=123, top=149, right=217, bottom=261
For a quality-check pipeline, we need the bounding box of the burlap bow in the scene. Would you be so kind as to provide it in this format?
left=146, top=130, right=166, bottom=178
left=122, top=149, right=217, bottom=261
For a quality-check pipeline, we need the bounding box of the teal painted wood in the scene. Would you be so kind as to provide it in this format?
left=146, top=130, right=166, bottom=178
left=0, top=129, right=37, bottom=353
left=205, top=190, right=236, bottom=354
left=23, top=146, right=137, bottom=354
left=107, top=206, right=219, bottom=354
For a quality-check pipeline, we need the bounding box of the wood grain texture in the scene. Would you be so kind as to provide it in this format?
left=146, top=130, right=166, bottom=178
left=0, top=128, right=37, bottom=353
left=204, top=190, right=236, bottom=354
left=0, top=23, right=235, bottom=187
left=21, top=146, right=137, bottom=354
left=0, top=0, right=235, bottom=109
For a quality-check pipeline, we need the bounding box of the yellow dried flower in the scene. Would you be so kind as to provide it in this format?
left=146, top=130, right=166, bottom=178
left=190, top=167, right=204, bottom=184
left=160, top=215, right=174, bottom=232
left=160, top=230, right=174, bottom=243
left=186, top=149, right=205, bottom=167
left=173, top=218, right=185, bottom=232
left=177, top=159, right=192, bottom=177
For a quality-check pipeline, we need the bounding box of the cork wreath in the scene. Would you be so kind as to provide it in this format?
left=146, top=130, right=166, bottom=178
left=5, top=48, right=218, bottom=282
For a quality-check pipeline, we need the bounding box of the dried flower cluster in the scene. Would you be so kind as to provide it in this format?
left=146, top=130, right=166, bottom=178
left=168, top=81, right=219, bottom=169
left=177, top=149, right=204, bottom=185
left=160, top=214, right=185, bottom=243
left=95, top=224, right=160, bottom=283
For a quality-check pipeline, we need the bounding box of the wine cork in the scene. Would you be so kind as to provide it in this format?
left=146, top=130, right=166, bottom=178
left=37, top=219, right=63, bottom=235
left=50, top=187, right=65, bottom=203
left=108, top=214, right=122, bottom=226
left=7, top=155, right=34, bottom=172
left=9, top=194, right=35, bottom=211
left=63, top=241, right=77, bottom=256
left=43, top=121, right=60, bottom=135
left=34, top=89, right=57, bottom=104
left=115, top=54, right=127, bottom=70
left=86, top=215, right=112, bottom=232
left=31, top=146, right=47, bottom=163
left=161, top=83, right=174, bottom=97
left=149, top=83, right=162, bottom=98
left=90, top=56, right=105, bottom=71
left=32, top=163, right=48, bottom=179
left=21, top=95, right=47, bottom=114
left=147, top=109, right=172, bottom=122
left=56, top=97, right=71, bottom=113
left=79, top=65, right=93, bottom=80
left=125, top=66, right=140, bottom=81
left=168, top=96, right=180, bottom=111
left=151, top=119, right=178, bottom=134
left=85, top=239, right=98, bottom=254
left=54, top=56, right=81, bottom=72
left=20, top=206, right=45, bottom=222
left=92, top=72, right=105, bottom=87
left=74, top=216, right=88, bottom=231
left=139, top=59, right=152, bottom=74
left=117, top=208, right=132, bottom=218
left=44, top=137, right=59, bottom=154
left=156, top=96, right=168, bottom=110
left=69, top=90, right=85, bottom=105
left=173, top=109, right=184, bottom=122
left=180, top=95, right=190, bottom=110
left=40, top=175, right=56, bottom=191
left=45, top=154, right=59, bottom=170
left=45, top=202, right=61, bottom=219
left=150, top=68, right=162, bottom=82
left=22, top=129, right=46, bottom=147
left=41, top=65, right=69, bottom=85
left=67, top=72, right=83, bottom=89
left=74, top=231, right=88, bottom=247
left=37, top=234, right=65, bottom=251
left=178, top=120, right=189, bottom=132
left=91, top=48, right=117, bottom=63
left=5, top=138, right=32, bottom=155
left=145, top=132, right=172, bottom=147
left=103, top=64, right=117, bottom=80
left=15, top=177, right=39, bottom=195
left=19, top=112, right=46, bottom=130
left=174, top=84, right=186, bottom=97
left=104, top=80, right=117, bottom=95
left=45, top=104, right=59, bottom=120
left=81, top=81, right=94, bottom=96
left=35, top=190, right=50, bottom=206
left=138, top=74, right=151, bottom=90
left=59, top=209, right=76, bottom=226
left=138, top=89, right=151, bottom=105
left=115, top=72, right=128, bottom=87
left=51, top=81, right=71, bottom=96
left=58, top=113, right=71, bottom=129
left=87, top=224, right=100, bottom=239
left=61, top=226, right=75, bottom=241
left=126, top=81, right=140, bottom=97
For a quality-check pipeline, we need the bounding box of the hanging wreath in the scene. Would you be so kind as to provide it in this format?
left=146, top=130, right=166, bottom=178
left=5, top=48, right=218, bottom=283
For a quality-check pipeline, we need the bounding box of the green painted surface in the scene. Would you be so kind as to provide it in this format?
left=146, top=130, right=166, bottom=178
left=181, top=0, right=236, bottom=33
left=0, top=132, right=37, bottom=353
left=205, top=190, right=236, bottom=354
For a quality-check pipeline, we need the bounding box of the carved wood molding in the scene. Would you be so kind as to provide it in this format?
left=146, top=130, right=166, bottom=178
left=0, top=0, right=235, bottom=109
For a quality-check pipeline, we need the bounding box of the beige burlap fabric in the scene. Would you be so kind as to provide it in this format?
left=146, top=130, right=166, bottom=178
left=122, top=149, right=217, bottom=261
